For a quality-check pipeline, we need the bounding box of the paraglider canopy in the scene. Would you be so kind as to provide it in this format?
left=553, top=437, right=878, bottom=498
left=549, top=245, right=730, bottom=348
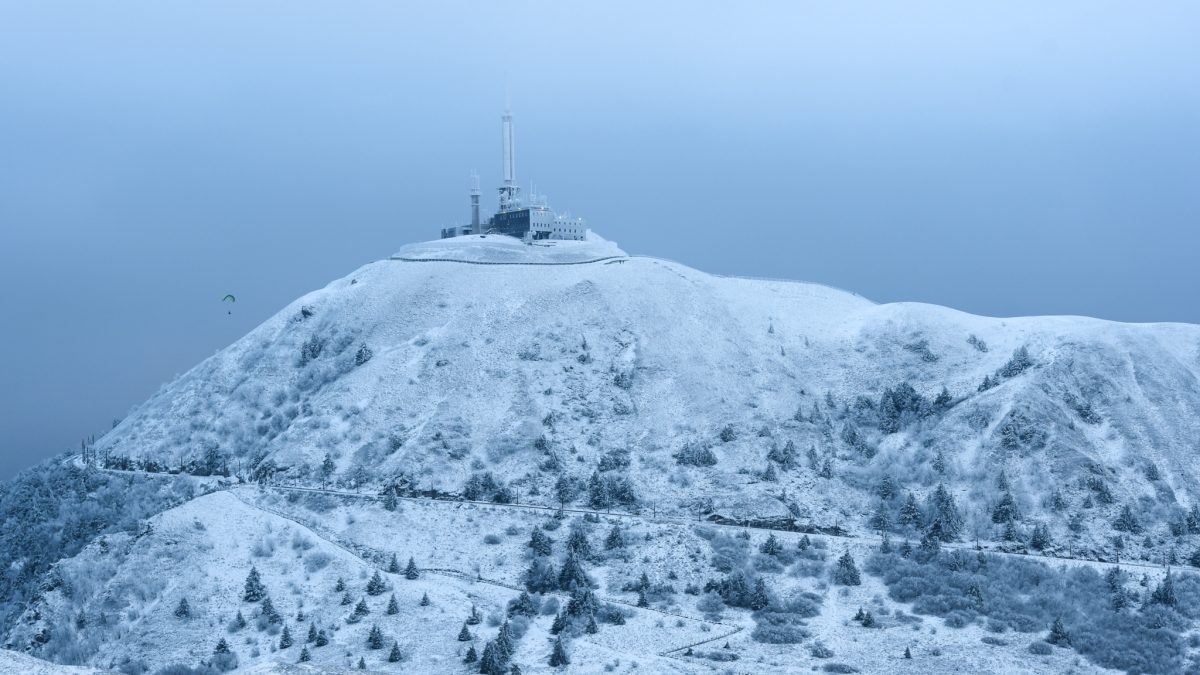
left=222, top=294, right=235, bottom=315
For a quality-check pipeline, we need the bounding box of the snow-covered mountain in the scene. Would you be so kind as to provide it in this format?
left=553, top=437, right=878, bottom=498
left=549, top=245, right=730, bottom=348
left=5, top=232, right=1200, bottom=674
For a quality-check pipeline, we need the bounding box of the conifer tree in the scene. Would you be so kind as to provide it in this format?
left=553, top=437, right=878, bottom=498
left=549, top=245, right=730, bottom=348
left=466, top=604, right=482, bottom=625
left=585, top=613, right=599, bottom=634
left=798, top=534, right=811, bottom=552
left=898, top=492, right=922, bottom=527
left=558, top=552, right=591, bottom=591
left=307, top=621, right=317, bottom=643
left=510, top=664, right=522, bottom=675
left=261, top=595, right=281, bottom=623
left=357, top=657, right=366, bottom=669
left=386, top=594, right=399, bottom=615
left=495, top=620, right=515, bottom=660
left=387, top=553, right=401, bottom=574
left=383, top=491, right=399, bottom=511
left=1151, top=570, right=1177, bottom=606
left=1030, top=522, right=1051, bottom=550
left=279, top=624, right=293, bottom=649
left=214, top=638, right=231, bottom=654
left=904, top=646, right=912, bottom=659
left=335, top=577, right=346, bottom=592
left=759, top=533, right=782, bottom=556
left=458, top=623, right=473, bottom=641
left=1114, top=504, right=1141, bottom=534
left=992, top=492, right=1020, bottom=524
left=315, top=630, right=329, bottom=647
left=367, top=624, right=384, bottom=649
left=388, top=641, right=402, bottom=662
left=174, top=597, right=191, bottom=619
left=420, top=592, right=431, bottom=606
left=508, top=591, right=537, bottom=617
left=479, top=641, right=504, bottom=674
left=1047, top=617, right=1071, bottom=646
left=550, top=611, right=567, bottom=635
left=549, top=636, right=570, bottom=667
left=832, top=550, right=861, bottom=586
left=233, top=611, right=246, bottom=630
left=354, top=597, right=370, bottom=619
left=529, top=529, right=554, bottom=556
left=818, top=457, right=833, bottom=479
left=869, top=503, right=891, bottom=532
left=341, top=591, right=353, bottom=606
left=464, top=644, right=478, bottom=663
left=298, top=646, right=310, bottom=662
left=367, top=570, right=386, bottom=596
left=405, top=557, right=420, bottom=579
left=566, top=528, right=592, bottom=558
left=637, top=588, right=649, bottom=608
left=604, top=525, right=625, bottom=550
left=243, top=566, right=266, bottom=602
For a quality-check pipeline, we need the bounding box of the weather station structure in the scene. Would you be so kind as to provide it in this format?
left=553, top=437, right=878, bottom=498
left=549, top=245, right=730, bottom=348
left=441, top=106, right=587, bottom=242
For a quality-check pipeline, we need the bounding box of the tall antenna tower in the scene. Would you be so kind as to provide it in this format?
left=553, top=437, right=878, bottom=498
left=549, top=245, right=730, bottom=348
left=470, top=172, right=481, bottom=231
left=499, top=102, right=520, bottom=212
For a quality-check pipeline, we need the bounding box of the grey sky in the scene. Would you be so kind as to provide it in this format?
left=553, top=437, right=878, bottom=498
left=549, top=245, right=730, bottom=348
left=2, top=1, right=1198, bottom=478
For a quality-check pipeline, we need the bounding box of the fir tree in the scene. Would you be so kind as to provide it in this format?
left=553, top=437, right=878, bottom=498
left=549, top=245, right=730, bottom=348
left=637, top=588, right=649, bottom=608
left=904, top=646, right=912, bottom=659
left=354, top=597, right=370, bottom=618
left=550, top=611, right=568, bottom=635
left=335, top=577, right=346, bottom=592
left=750, top=578, right=770, bottom=610
left=832, top=550, right=861, bottom=586
left=387, top=553, right=401, bottom=574
left=1030, top=522, right=1051, bottom=550
left=529, top=529, right=554, bottom=556
left=879, top=532, right=893, bottom=554
left=174, top=597, right=191, bottom=619
left=549, top=636, right=570, bottom=667
left=869, top=502, right=891, bottom=532
left=798, top=534, right=811, bottom=552
left=479, top=641, right=504, bottom=674
left=315, top=630, right=329, bottom=647
left=558, top=552, right=591, bottom=591
left=357, top=657, right=366, bottom=669
left=466, top=604, right=482, bottom=625
left=508, top=591, right=537, bottom=617
left=566, top=528, right=592, bottom=558
left=261, top=595, right=281, bottom=623
left=214, top=638, right=231, bottom=654
left=762, top=462, right=778, bottom=482
left=585, top=613, right=599, bottom=634
left=1150, top=570, right=1177, bottom=606
left=458, top=623, right=473, bottom=641
left=991, top=492, right=1020, bottom=523
left=604, top=525, right=625, bottom=550
left=405, top=557, right=420, bottom=579
left=279, top=624, right=293, bottom=648
left=367, top=623, right=385, bottom=649
left=233, top=611, right=247, bottom=631
left=420, top=592, right=431, bottom=606
left=243, top=566, right=266, bottom=602
left=496, top=620, right=515, bottom=660
left=510, top=664, right=523, bottom=675
left=759, top=533, right=783, bottom=556
left=818, top=457, right=833, bottom=479
left=928, top=484, right=963, bottom=539
left=388, top=641, right=403, bottom=662
left=876, top=474, right=897, bottom=500
left=341, top=590, right=353, bottom=606
left=366, top=570, right=386, bottom=596
left=898, top=492, right=922, bottom=528
left=298, top=646, right=311, bottom=662
left=464, top=645, right=478, bottom=663
left=307, top=621, right=317, bottom=643
left=386, top=594, right=399, bottom=615
left=1114, top=504, right=1141, bottom=533
left=1047, top=617, right=1071, bottom=646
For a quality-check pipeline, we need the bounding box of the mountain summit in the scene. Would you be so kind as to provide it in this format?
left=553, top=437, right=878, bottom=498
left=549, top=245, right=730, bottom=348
left=6, top=234, right=1200, bottom=673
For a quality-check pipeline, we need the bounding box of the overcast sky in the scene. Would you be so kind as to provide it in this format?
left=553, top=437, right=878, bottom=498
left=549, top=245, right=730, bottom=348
left=1, top=1, right=1198, bottom=479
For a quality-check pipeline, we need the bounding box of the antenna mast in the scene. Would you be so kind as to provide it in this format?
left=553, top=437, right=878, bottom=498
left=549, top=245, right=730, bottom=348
left=499, top=100, right=519, bottom=212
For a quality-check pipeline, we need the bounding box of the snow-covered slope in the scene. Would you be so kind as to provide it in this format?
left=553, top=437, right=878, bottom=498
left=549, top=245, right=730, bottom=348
left=95, top=234, right=1200, bottom=555
left=9, top=232, right=1200, bottom=674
